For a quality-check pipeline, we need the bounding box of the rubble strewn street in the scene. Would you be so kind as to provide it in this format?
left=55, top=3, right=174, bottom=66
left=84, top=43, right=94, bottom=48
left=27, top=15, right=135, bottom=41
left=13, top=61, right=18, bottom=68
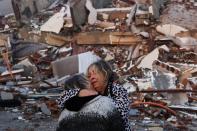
left=0, top=0, right=197, bottom=130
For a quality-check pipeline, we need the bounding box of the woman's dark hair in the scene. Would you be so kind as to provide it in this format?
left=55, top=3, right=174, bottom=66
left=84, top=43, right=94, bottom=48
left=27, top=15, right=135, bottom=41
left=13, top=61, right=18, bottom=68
left=64, top=73, right=89, bottom=90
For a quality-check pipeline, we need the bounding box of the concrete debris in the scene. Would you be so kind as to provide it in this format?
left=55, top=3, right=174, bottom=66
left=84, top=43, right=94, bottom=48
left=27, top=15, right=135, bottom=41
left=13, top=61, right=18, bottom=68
left=1, top=91, right=14, bottom=100
left=151, top=0, right=166, bottom=19
left=139, top=32, right=149, bottom=38
left=171, top=37, right=197, bottom=50
left=126, top=4, right=137, bottom=26
left=40, top=103, right=51, bottom=116
left=156, top=24, right=188, bottom=37
left=12, top=0, right=57, bottom=25
left=40, top=7, right=67, bottom=34
left=11, top=41, right=47, bottom=59
left=168, top=92, right=188, bottom=105
left=137, top=45, right=169, bottom=70
left=135, top=4, right=151, bottom=25
left=86, top=0, right=97, bottom=25
left=52, top=51, right=100, bottom=78
left=151, top=70, right=176, bottom=90
left=0, top=0, right=197, bottom=130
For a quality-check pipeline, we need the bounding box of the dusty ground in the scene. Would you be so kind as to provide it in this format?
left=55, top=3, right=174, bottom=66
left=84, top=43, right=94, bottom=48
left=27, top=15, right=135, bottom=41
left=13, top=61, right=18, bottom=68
left=0, top=109, right=58, bottom=131
left=0, top=109, right=177, bottom=131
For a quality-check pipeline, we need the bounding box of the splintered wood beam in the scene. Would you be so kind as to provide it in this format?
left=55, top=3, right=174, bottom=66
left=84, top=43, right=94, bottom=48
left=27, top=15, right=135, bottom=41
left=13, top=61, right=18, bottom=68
left=96, top=7, right=132, bottom=13
left=75, top=32, right=141, bottom=45
left=43, top=33, right=72, bottom=47
left=97, top=7, right=133, bottom=21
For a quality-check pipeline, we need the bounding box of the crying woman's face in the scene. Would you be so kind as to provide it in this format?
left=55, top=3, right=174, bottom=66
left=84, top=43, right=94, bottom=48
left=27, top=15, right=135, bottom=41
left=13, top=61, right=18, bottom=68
left=87, top=66, right=107, bottom=94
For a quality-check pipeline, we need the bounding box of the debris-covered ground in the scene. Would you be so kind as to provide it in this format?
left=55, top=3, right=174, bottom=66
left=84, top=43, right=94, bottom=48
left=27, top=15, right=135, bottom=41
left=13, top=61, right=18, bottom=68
left=0, top=0, right=197, bottom=130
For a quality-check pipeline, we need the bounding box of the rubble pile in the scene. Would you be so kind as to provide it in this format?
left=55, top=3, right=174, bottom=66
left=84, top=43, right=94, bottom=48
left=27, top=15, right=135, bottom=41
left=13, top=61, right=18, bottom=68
left=0, top=0, right=197, bottom=130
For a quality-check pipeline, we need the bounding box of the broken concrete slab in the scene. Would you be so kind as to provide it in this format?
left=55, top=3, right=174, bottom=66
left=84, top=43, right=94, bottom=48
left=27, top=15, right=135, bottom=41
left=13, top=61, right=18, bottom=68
left=86, top=0, right=97, bottom=25
left=137, top=45, right=169, bottom=70
left=51, top=52, right=100, bottom=78
left=51, top=54, right=78, bottom=78
left=12, top=0, right=56, bottom=24
left=151, top=70, right=177, bottom=89
left=136, top=78, right=152, bottom=91
left=168, top=93, right=188, bottom=105
left=175, top=29, right=197, bottom=39
left=69, top=0, right=88, bottom=29
left=139, top=32, right=149, bottom=38
left=40, top=7, right=67, bottom=34
left=171, top=37, right=197, bottom=50
left=156, top=24, right=188, bottom=37
left=40, top=103, right=51, bottom=116
left=1, top=91, right=14, bottom=100
left=11, top=42, right=47, bottom=60
left=152, top=0, right=166, bottom=19
left=0, top=0, right=13, bottom=16
left=152, top=60, right=181, bottom=75
left=78, top=52, right=100, bottom=74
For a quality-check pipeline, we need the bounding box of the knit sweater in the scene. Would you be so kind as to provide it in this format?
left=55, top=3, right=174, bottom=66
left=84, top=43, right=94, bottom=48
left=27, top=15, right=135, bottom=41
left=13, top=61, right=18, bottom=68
left=57, top=95, right=124, bottom=131
left=57, top=83, right=131, bottom=131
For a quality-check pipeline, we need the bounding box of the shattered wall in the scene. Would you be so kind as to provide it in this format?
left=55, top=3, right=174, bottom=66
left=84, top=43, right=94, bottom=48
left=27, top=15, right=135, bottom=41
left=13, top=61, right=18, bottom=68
left=0, top=0, right=13, bottom=16
left=11, top=0, right=56, bottom=24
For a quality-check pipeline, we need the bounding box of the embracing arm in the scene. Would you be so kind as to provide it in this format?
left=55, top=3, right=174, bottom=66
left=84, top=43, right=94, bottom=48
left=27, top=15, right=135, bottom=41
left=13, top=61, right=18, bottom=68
left=111, top=83, right=131, bottom=131
left=56, top=88, right=80, bottom=110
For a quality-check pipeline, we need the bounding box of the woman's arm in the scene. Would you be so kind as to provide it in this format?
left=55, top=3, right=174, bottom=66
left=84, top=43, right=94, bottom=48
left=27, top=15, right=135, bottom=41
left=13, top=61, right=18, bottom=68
left=111, top=83, right=131, bottom=131
left=57, top=88, right=98, bottom=110
left=56, top=88, right=80, bottom=110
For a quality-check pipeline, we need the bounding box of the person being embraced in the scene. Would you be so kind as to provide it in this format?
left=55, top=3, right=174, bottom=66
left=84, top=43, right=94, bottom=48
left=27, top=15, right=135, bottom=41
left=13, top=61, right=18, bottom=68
left=57, top=60, right=131, bottom=131
left=57, top=73, right=124, bottom=131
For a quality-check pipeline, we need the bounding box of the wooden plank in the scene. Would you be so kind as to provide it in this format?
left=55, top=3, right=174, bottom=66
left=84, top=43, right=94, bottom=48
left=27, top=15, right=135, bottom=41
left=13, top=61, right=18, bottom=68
left=43, top=32, right=72, bottom=47
left=108, top=12, right=127, bottom=21
left=0, top=34, right=8, bottom=47
left=76, top=32, right=141, bottom=45
left=109, top=32, right=141, bottom=45
left=96, top=7, right=132, bottom=13
left=76, top=32, right=109, bottom=45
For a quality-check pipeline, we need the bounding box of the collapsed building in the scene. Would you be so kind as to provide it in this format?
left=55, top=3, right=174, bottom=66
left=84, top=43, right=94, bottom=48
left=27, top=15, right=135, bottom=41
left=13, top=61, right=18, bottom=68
left=0, top=0, right=197, bottom=130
